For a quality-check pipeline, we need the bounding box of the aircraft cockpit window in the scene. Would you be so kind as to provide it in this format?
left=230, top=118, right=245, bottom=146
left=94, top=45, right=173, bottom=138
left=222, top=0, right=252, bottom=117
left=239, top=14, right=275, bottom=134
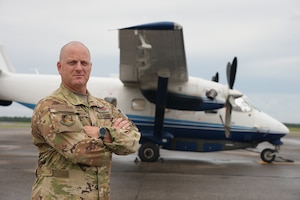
left=232, top=97, right=252, bottom=112
left=132, top=98, right=146, bottom=111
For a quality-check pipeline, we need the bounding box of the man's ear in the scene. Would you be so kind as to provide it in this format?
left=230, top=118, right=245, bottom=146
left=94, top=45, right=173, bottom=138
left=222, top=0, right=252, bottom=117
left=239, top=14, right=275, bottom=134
left=57, top=61, right=61, bottom=74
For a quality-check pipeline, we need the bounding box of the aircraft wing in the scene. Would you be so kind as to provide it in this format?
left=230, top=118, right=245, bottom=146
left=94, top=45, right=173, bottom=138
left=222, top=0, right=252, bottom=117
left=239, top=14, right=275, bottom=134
left=119, top=22, right=188, bottom=85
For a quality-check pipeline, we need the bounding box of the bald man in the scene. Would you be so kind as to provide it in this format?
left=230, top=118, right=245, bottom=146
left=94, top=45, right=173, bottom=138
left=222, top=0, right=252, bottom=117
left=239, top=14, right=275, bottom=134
left=31, top=41, right=140, bottom=200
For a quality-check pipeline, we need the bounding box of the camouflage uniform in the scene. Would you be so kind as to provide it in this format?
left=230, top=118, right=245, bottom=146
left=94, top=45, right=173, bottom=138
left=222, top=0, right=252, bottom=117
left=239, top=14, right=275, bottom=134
left=31, top=84, right=140, bottom=200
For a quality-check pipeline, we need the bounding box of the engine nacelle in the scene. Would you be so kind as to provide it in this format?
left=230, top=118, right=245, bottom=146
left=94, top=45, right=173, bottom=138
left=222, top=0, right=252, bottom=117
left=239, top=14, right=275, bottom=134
left=0, top=100, right=12, bottom=106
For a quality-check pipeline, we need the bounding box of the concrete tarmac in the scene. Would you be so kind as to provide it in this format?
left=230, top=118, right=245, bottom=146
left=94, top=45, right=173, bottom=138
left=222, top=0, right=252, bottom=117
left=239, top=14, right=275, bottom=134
left=0, top=125, right=300, bottom=200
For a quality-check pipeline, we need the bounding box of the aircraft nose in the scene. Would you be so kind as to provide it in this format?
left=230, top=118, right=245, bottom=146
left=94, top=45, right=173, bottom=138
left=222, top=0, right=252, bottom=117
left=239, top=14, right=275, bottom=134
left=253, top=111, right=289, bottom=146
left=254, top=111, right=289, bottom=135
left=263, top=112, right=289, bottom=135
left=278, top=122, right=289, bottom=135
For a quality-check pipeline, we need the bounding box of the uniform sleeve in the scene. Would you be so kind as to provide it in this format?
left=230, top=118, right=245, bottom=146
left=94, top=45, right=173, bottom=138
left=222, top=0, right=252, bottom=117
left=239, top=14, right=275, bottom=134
left=32, top=100, right=111, bottom=167
left=102, top=106, right=141, bottom=155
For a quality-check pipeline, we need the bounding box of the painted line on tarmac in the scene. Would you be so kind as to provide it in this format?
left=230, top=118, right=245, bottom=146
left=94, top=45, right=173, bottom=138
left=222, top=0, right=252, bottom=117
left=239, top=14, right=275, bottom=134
left=259, top=161, right=300, bottom=165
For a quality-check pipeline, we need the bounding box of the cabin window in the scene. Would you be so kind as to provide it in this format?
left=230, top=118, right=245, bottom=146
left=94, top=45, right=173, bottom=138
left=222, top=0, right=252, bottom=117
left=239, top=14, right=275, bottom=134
left=132, top=98, right=146, bottom=111
left=104, top=97, right=117, bottom=107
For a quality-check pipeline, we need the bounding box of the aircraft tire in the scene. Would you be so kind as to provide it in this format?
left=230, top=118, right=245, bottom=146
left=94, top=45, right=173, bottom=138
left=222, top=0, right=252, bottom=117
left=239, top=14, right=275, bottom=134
left=138, top=142, right=160, bottom=162
left=260, top=148, right=276, bottom=163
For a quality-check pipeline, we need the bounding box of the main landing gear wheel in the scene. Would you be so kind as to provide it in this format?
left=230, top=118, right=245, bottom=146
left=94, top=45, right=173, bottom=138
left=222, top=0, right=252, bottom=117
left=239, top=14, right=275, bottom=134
left=138, top=142, right=160, bottom=162
left=260, top=148, right=276, bottom=163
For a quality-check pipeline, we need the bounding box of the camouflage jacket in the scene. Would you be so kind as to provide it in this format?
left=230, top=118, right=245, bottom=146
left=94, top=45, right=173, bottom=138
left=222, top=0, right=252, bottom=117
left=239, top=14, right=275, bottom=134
left=31, top=84, right=140, bottom=200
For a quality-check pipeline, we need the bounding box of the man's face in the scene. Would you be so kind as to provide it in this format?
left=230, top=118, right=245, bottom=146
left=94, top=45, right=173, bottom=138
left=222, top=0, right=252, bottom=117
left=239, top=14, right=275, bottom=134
left=57, top=44, right=92, bottom=94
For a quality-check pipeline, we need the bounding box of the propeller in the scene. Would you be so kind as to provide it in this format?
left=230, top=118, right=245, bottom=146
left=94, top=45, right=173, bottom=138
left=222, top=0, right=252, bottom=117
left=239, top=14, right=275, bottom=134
left=224, top=57, right=238, bottom=138
left=227, top=57, right=237, bottom=89
left=211, top=72, right=219, bottom=82
left=153, top=69, right=170, bottom=138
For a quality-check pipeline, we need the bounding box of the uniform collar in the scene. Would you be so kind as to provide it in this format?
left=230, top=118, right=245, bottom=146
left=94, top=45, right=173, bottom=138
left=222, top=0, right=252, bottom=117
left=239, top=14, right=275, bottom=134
left=59, top=84, right=103, bottom=108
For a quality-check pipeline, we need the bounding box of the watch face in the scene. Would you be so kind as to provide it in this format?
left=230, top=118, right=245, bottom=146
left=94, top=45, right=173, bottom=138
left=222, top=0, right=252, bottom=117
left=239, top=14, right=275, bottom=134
left=99, top=128, right=107, bottom=139
left=100, top=128, right=106, bottom=135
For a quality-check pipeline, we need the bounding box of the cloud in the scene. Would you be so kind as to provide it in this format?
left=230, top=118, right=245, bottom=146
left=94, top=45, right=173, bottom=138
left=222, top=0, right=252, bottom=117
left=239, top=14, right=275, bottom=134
left=0, top=0, right=299, bottom=123
left=248, top=93, right=300, bottom=123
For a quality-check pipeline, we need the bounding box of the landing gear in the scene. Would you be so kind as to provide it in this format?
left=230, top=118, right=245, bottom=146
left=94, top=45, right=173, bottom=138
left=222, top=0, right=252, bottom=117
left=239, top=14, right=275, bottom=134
left=138, top=142, right=160, bottom=162
left=260, top=148, right=276, bottom=163
left=260, top=145, right=280, bottom=163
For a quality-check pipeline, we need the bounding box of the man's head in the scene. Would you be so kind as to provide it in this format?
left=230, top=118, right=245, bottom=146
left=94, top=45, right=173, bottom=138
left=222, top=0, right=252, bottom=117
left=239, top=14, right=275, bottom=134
left=57, top=41, right=92, bottom=94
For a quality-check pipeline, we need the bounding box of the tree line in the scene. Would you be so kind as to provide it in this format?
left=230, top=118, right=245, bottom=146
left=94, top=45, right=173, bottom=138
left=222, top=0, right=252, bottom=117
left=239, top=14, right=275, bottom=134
left=0, top=116, right=31, bottom=122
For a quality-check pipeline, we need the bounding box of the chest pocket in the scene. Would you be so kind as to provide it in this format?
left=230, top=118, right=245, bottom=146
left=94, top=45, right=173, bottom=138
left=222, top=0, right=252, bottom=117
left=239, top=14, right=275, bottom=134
left=50, top=105, right=83, bottom=133
left=94, top=107, right=113, bottom=127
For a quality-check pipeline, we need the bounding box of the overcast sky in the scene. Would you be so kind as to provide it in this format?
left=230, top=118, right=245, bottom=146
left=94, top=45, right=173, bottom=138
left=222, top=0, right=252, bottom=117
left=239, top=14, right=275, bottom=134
left=0, top=0, right=299, bottom=123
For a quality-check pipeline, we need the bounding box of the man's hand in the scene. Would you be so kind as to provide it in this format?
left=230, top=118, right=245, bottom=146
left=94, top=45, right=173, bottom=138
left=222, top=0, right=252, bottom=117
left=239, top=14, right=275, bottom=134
left=83, top=126, right=99, bottom=138
left=112, top=118, right=131, bottom=130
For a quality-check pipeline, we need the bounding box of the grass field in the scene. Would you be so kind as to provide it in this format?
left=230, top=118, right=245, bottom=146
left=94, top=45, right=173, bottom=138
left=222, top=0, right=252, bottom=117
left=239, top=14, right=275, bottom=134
left=0, top=122, right=31, bottom=128
left=288, top=126, right=300, bottom=135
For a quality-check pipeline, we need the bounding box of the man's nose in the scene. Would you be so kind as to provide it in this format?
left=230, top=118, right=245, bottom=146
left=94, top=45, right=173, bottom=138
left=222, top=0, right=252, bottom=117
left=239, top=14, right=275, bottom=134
left=74, top=62, right=83, bottom=70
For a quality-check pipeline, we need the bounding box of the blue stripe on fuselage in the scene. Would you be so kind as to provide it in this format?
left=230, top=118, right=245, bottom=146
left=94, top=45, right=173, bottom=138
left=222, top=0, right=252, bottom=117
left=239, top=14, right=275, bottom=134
left=15, top=102, right=285, bottom=144
left=127, top=114, right=286, bottom=144
left=17, top=102, right=36, bottom=110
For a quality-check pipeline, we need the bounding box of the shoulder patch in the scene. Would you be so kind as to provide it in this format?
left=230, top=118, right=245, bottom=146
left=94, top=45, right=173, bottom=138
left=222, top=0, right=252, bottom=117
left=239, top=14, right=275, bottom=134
left=60, top=114, right=75, bottom=126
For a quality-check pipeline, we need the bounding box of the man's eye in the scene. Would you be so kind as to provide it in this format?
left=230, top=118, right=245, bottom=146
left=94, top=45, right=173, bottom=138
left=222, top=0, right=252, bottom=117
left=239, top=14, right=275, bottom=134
left=68, top=61, right=77, bottom=65
left=81, top=62, right=89, bottom=66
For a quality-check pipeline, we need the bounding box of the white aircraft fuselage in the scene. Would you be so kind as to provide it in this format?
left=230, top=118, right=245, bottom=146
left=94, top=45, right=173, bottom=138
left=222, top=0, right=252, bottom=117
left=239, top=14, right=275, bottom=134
left=0, top=70, right=288, bottom=151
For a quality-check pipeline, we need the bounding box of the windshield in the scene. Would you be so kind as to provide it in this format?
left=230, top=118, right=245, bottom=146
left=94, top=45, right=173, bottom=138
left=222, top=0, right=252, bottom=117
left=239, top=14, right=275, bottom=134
left=232, top=96, right=255, bottom=112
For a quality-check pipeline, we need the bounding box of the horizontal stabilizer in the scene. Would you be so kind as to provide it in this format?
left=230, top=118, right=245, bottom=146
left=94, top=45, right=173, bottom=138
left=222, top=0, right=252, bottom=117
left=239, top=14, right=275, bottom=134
left=119, top=22, right=188, bottom=85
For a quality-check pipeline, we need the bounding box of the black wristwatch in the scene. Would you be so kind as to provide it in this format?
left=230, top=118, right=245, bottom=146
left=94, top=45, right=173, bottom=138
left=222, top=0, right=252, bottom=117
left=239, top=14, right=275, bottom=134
left=98, top=127, right=107, bottom=140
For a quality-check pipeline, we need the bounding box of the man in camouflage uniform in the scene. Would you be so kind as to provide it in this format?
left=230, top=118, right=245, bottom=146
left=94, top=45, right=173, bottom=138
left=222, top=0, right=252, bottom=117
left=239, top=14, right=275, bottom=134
left=31, top=41, right=141, bottom=199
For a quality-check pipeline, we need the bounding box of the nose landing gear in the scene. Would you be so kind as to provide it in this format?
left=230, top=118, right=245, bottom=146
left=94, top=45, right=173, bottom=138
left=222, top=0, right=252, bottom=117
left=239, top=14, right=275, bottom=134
left=260, top=145, right=280, bottom=163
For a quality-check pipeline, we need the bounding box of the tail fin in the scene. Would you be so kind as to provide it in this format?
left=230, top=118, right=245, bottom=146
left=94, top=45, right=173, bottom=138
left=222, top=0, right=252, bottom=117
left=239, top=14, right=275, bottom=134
left=0, top=44, right=16, bottom=73
left=0, top=45, right=14, bottom=106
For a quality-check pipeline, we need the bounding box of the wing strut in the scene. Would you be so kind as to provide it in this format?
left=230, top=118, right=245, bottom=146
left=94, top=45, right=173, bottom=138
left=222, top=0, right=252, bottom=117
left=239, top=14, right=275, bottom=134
left=154, top=74, right=169, bottom=138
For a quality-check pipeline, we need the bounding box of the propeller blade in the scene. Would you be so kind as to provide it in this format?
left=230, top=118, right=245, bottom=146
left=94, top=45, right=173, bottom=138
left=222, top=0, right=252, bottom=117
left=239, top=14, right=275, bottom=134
left=224, top=57, right=238, bottom=138
left=226, top=57, right=237, bottom=89
left=211, top=72, right=219, bottom=82
left=224, top=96, right=236, bottom=138
left=153, top=75, right=169, bottom=138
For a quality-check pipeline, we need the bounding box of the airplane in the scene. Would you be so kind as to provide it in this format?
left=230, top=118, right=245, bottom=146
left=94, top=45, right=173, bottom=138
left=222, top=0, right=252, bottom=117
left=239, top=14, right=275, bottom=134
left=0, top=21, right=289, bottom=163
